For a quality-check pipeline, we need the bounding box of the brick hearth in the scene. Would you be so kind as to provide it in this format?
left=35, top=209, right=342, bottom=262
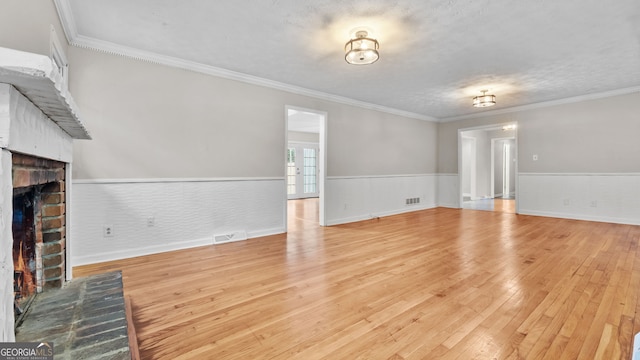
left=15, top=272, right=134, bottom=359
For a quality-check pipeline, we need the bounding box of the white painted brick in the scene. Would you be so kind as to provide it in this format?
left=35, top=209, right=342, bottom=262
left=4, top=85, right=73, bottom=162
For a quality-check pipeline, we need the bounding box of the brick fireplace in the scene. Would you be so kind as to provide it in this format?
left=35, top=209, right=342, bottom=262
left=1, top=47, right=90, bottom=341
left=12, top=153, right=67, bottom=318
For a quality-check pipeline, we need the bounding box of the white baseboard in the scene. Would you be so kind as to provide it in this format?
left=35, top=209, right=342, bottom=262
left=72, top=236, right=213, bottom=266
left=73, top=226, right=287, bottom=266
left=326, top=203, right=436, bottom=226
left=633, top=332, right=640, bottom=360
left=439, top=173, right=640, bottom=226
left=437, top=203, right=459, bottom=209
left=518, top=209, right=640, bottom=226
left=326, top=174, right=438, bottom=226
left=247, top=227, right=286, bottom=239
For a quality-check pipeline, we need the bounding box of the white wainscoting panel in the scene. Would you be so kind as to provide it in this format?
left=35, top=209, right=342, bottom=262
left=71, top=178, right=285, bottom=266
left=325, top=174, right=437, bottom=225
left=518, top=173, right=640, bottom=225
left=437, top=174, right=459, bottom=208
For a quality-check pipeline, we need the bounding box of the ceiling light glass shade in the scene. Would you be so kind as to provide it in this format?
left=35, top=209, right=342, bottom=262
left=473, top=90, right=496, bottom=107
left=345, top=31, right=379, bottom=65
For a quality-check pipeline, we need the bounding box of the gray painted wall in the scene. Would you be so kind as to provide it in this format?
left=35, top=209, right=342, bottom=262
left=438, top=92, right=640, bottom=174
left=0, top=0, right=68, bottom=59
left=516, top=93, right=640, bottom=173
left=4, top=1, right=639, bottom=181
left=463, top=129, right=491, bottom=198
left=68, top=46, right=438, bottom=179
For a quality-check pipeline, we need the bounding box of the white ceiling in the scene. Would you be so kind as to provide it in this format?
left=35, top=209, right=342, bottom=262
left=58, top=0, right=640, bottom=121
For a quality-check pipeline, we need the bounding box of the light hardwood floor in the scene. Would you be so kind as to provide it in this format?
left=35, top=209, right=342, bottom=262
left=75, top=199, right=640, bottom=359
left=462, top=198, right=516, bottom=214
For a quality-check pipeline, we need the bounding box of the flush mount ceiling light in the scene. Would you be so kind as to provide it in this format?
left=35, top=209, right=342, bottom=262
left=345, top=30, right=379, bottom=65
left=473, top=90, right=496, bottom=108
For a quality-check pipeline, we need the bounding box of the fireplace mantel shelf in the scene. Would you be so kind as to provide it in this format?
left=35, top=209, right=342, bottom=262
left=0, top=47, right=91, bottom=140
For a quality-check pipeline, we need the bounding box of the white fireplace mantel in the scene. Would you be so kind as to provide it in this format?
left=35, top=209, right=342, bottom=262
left=0, top=46, right=90, bottom=142
left=0, top=46, right=90, bottom=342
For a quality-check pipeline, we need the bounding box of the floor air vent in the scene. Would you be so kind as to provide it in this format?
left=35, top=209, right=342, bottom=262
left=213, top=230, right=248, bottom=244
left=405, top=197, right=420, bottom=205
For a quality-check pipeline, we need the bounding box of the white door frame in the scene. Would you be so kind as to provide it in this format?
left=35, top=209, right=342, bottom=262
left=458, top=123, right=518, bottom=212
left=285, top=106, right=327, bottom=227
left=461, top=136, right=477, bottom=200
left=490, top=137, right=515, bottom=199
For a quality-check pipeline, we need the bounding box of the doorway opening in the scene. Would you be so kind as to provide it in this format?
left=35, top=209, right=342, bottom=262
left=458, top=123, right=517, bottom=214
left=285, top=106, right=326, bottom=230
left=287, top=144, right=319, bottom=200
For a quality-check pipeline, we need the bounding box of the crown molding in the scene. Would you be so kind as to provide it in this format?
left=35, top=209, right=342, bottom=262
left=52, top=0, right=78, bottom=44
left=71, top=36, right=437, bottom=122
left=53, top=0, right=437, bottom=123
left=54, top=0, right=639, bottom=124
left=440, top=86, right=640, bottom=122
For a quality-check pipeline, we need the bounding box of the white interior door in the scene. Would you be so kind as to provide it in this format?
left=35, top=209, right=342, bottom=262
left=287, top=144, right=319, bottom=199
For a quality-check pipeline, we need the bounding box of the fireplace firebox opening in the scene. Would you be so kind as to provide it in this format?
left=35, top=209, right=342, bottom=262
left=11, top=153, right=67, bottom=325
left=12, top=188, right=39, bottom=319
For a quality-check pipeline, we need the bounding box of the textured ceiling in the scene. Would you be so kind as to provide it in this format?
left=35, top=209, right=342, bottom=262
left=60, top=0, right=640, bottom=120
